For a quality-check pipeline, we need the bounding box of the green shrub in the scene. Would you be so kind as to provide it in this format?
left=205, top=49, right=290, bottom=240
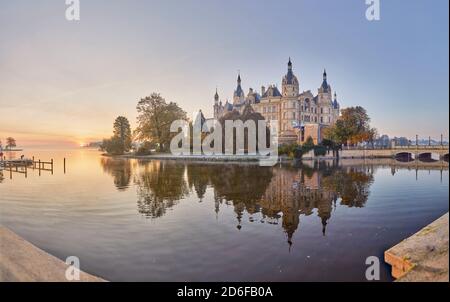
left=314, top=145, right=327, bottom=156
left=278, top=143, right=300, bottom=158
left=135, top=141, right=153, bottom=156
left=101, top=137, right=125, bottom=155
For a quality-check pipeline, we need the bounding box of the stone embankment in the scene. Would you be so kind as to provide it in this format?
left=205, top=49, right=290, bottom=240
left=0, top=226, right=105, bottom=282
left=385, top=213, right=449, bottom=282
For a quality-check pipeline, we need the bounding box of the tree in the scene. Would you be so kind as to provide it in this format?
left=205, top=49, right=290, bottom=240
left=303, top=136, right=315, bottom=151
left=134, top=93, right=187, bottom=152
left=113, top=116, right=132, bottom=152
left=135, top=141, right=155, bottom=156
left=101, top=136, right=127, bottom=155
left=101, top=116, right=132, bottom=155
left=321, top=138, right=341, bottom=157
left=6, top=137, right=16, bottom=150
left=324, top=106, right=376, bottom=147
left=367, top=128, right=378, bottom=149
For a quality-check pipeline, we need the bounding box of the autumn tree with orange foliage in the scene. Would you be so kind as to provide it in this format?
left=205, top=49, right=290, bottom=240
left=324, top=106, right=377, bottom=147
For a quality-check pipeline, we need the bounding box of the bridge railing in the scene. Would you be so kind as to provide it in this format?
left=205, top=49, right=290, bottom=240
left=342, top=145, right=449, bottom=151
left=392, top=145, right=449, bottom=150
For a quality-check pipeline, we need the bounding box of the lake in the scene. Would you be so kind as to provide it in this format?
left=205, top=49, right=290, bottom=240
left=0, top=149, right=448, bottom=281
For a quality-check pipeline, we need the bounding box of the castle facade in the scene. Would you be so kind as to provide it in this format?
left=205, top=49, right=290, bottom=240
left=213, top=59, right=341, bottom=144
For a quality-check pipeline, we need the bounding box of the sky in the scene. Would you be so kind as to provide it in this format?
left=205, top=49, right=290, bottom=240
left=0, top=0, right=448, bottom=148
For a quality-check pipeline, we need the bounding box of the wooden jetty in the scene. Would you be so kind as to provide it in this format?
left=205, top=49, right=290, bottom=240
left=0, top=159, right=33, bottom=168
left=0, top=157, right=63, bottom=178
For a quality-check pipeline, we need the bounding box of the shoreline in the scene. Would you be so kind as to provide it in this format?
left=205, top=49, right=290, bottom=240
left=385, top=213, right=449, bottom=282
left=0, top=226, right=105, bottom=282
left=0, top=149, right=23, bottom=153
left=110, top=153, right=450, bottom=168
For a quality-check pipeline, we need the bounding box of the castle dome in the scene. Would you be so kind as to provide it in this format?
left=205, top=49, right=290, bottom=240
left=282, top=58, right=299, bottom=86
left=234, top=73, right=244, bottom=98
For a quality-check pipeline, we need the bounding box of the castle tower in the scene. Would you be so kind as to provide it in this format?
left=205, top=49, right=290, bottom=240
left=214, top=87, right=219, bottom=104
left=233, top=73, right=245, bottom=105
left=318, top=69, right=332, bottom=97
left=318, top=69, right=332, bottom=104
left=333, top=92, right=340, bottom=110
left=213, top=88, right=221, bottom=119
left=282, top=57, right=299, bottom=97
left=331, top=92, right=340, bottom=124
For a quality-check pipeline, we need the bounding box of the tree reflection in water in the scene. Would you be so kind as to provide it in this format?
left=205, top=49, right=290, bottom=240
left=0, top=171, right=4, bottom=183
left=101, top=158, right=374, bottom=246
left=134, top=161, right=189, bottom=218
left=100, top=157, right=132, bottom=191
left=187, top=164, right=274, bottom=226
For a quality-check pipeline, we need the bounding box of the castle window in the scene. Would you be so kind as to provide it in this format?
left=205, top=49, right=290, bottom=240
left=321, top=108, right=323, bottom=114
left=293, top=112, right=296, bottom=119
left=263, top=107, right=266, bottom=113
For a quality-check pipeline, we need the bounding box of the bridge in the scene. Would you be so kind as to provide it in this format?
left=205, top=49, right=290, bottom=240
left=391, top=146, right=449, bottom=162
left=339, top=146, right=449, bottom=162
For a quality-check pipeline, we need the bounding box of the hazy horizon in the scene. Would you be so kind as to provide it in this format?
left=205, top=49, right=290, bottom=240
left=0, top=0, right=449, bottom=148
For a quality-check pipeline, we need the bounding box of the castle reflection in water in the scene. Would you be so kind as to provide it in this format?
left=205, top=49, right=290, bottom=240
left=100, top=158, right=374, bottom=247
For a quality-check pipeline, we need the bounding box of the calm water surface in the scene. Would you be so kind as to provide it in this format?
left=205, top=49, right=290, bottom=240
left=0, top=149, right=448, bottom=281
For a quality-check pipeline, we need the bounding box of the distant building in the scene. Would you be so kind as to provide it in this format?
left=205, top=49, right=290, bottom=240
left=213, top=58, right=341, bottom=144
left=392, top=137, right=410, bottom=147
left=375, top=135, right=391, bottom=148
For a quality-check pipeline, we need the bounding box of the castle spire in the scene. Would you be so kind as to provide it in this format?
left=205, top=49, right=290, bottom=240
left=333, top=92, right=339, bottom=109
left=214, top=87, right=219, bottom=103
left=234, top=71, right=244, bottom=102
left=321, top=69, right=329, bottom=92
left=288, top=57, right=292, bottom=69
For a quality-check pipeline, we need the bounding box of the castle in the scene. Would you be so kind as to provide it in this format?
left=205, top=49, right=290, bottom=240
left=213, top=58, right=341, bottom=144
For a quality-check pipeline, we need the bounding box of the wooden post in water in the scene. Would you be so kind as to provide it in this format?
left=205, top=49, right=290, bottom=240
left=25, top=163, right=27, bottom=178
left=51, top=159, right=54, bottom=175
left=10, top=164, right=12, bottom=179
left=64, top=158, right=66, bottom=174
left=38, top=159, right=41, bottom=176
